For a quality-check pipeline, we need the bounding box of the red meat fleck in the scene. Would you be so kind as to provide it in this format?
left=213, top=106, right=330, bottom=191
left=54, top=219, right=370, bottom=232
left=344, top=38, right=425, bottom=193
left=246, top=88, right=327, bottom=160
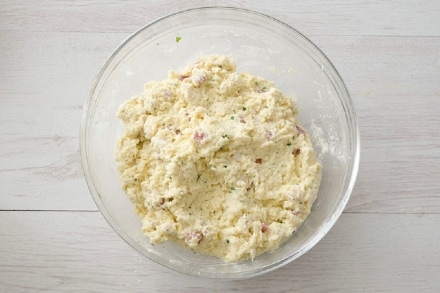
left=240, top=117, right=246, bottom=123
left=164, top=89, right=173, bottom=98
left=261, top=223, right=268, bottom=232
left=296, top=125, right=305, bottom=135
left=179, top=74, right=190, bottom=81
left=292, top=210, right=300, bottom=216
left=193, top=130, right=206, bottom=141
left=255, top=158, right=262, bottom=164
left=196, top=75, right=207, bottom=84
left=185, top=231, right=204, bottom=244
left=266, top=130, right=273, bottom=141
left=292, top=148, right=301, bottom=156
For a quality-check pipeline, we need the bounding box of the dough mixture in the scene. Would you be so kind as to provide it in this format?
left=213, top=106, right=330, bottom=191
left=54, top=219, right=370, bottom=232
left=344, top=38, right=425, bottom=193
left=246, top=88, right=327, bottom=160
left=115, top=55, right=321, bottom=262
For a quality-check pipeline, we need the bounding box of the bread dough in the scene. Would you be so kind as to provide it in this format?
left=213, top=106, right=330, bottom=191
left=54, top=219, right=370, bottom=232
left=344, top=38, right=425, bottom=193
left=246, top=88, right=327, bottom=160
left=115, top=55, right=321, bottom=262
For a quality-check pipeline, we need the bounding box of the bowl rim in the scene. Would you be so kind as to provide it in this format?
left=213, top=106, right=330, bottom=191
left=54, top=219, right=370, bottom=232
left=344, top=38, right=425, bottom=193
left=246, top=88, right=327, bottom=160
left=80, top=6, right=360, bottom=279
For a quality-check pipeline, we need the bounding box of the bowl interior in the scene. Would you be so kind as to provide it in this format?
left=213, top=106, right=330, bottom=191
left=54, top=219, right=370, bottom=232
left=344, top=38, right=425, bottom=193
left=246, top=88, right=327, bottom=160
left=81, top=7, right=359, bottom=279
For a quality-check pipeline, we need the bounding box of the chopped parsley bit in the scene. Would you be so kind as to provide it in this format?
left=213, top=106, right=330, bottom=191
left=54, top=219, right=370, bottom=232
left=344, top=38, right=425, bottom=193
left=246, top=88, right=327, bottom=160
left=242, top=107, right=247, bottom=111
left=287, top=142, right=292, bottom=146
left=175, top=36, right=182, bottom=43
left=189, top=212, right=192, bottom=215
left=231, top=187, right=236, bottom=191
left=196, top=174, right=201, bottom=182
left=169, top=176, right=172, bottom=180
left=255, top=81, right=259, bottom=86
left=223, top=165, right=227, bottom=168
left=226, top=239, right=230, bottom=244
left=156, top=42, right=159, bottom=46
left=134, top=178, right=138, bottom=181
left=222, top=134, right=228, bottom=138
left=231, top=116, right=234, bottom=120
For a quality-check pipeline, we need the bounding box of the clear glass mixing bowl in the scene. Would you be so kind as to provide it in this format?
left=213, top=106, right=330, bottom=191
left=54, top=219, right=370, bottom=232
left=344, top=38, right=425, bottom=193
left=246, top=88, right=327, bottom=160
left=80, top=7, right=360, bottom=279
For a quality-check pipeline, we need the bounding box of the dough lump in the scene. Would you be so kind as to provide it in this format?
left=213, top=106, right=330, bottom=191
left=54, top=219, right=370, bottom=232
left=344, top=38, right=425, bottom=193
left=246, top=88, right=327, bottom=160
left=115, top=55, right=321, bottom=262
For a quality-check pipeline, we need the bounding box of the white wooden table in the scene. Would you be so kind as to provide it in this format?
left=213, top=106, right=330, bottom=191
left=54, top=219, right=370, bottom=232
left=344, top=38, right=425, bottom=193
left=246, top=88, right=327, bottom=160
left=1, top=1, right=439, bottom=292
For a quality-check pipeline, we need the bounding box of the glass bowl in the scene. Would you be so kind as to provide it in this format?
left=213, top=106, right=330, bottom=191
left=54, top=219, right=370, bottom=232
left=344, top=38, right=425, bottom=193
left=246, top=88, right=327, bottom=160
left=80, top=7, right=360, bottom=279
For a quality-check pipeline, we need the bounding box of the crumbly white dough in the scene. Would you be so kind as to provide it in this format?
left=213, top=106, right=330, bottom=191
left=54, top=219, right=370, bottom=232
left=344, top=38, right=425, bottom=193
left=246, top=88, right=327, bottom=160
left=115, top=55, right=321, bottom=262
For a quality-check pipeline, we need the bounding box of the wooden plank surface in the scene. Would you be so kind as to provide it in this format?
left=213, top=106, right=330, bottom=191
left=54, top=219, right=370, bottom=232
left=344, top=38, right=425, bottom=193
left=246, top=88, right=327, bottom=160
left=1, top=1, right=440, bottom=291
left=1, top=211, right=439, bottom=292
left=0, top=31, right=124, bottom=211
left=1, top=0, right=439, bottom=37
left=1, top=31, right=439, bottom=213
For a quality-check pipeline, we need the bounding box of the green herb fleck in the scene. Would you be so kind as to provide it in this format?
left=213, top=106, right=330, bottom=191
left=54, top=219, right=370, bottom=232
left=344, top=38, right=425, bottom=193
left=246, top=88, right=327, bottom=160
left=169, top=176, right=172, bottom=180
left=222, top=134, right=228, bottom=139
left=231, top=187, right=236, bottom=191
left=175, top=36, right=182, bottom=43
left=226, top=239, right=230, bottom=244
left=189, top=212, right=192, bottom=216
left=242, top=107, right=247, bottom=111
left=231, top=116, right=234, bottom=120
left=223, top=165, right=227, bottom=168
left=287, top=142, right=292, bottom=146
left=197, top=174, right=201, bottom=182
left=156, top=42, right=159, bottom=46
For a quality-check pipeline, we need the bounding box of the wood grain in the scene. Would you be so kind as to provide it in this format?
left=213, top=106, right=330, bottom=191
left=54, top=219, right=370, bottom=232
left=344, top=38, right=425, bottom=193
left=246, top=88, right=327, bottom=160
left=1, top=211, right=439, bottom=292
left=1, top=31, right=439, bottom=213
left=0, top=1, right=439, bottom=36
left=0, top=31, right=126, bottom=211
left=312, top=36, right=440, bottom=214
left=1, top=1, right=440, bottom=291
